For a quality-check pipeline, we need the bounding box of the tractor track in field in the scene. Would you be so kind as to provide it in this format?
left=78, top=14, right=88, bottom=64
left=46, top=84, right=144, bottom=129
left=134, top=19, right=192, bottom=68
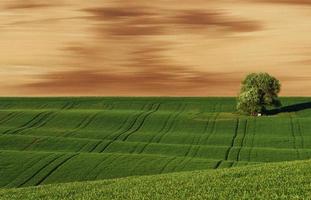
left=184, top=144, right=194, bottom=157
left=190, top=146, right=201, bottom=158
left=191, top=113, right=219, bottom=158
left=121, top=103, right=161, bottom=142
left=38, top=104, right=48, bottom=109
left=106, top=102, right=114, bottom=110
left=2, top=112, right=49, bottom=135
left=6, top=111, right=58, bottom=135
left=17, top=154, right=62, bottom=187
left=76, top=141, right=91, bottom=152
left=214, top=160, right=222, bottom=169
left=236, top=119, right=248, bottom=162
left=0, top=112, right=23, bottom=126
left=0, top=112, right=16, bottom=125
left=229, top=161, right=235, bottom=168
left=115, top=103, right=156, bottom=139
left=179, top=157, right=194, bottom=171
left=137, top=103, right=185, bottom=154
left=89, top=140, right=103, bottom=152
left=61, top=101, right=76, bottom=110
left=129, top=142, right=143, bottom=154
left=94, top=154, right=123, bottom=180
left=136, top=141, right=150, bottom=154
left=22, top=138, right=40, bottom=150
left=224, top=118, right=239, bottom=161
left=159, top=157, right=178, bottom=174
left=248, top=118, right=256, bottom=162
left=99, top=103, right=160, bottom=153
left=297, top=119, right=304, bottom=149
left=128, top=157, right=146, bottom=174
left=145, top=108, right=175, bottom=145
left=34, top=112, right=59, bottom=129
left=202, top=112, right=219, bottom=145
left=184, top=116, right=207, bottom=157
left=153, top=104, right=186, bottom=144
left=102, top=102, right=110, bottom=110
left=125, top=104, right=163, bottom=153
left=188, top=118, right=211, bottom=158
left=85, top=155, right=112, bottom=180
left=169, top=157, right=186, bottom=172
left=64, top=113, right=99, bottom=137
left=5, top=154, right=49, bottom=188
left=34, top=153, right=79, bottom=186
left=84, top=141, right=104, bottom=152
left=102, top=103, right=148, bottom=140
left=290, top=115, right=300, bottom=159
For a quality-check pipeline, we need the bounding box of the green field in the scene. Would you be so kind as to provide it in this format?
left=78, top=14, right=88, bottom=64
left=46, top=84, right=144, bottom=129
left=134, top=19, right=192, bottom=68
left=0, top=97, right=310, bottom=198
left=1, top=159, right=310, bottom=200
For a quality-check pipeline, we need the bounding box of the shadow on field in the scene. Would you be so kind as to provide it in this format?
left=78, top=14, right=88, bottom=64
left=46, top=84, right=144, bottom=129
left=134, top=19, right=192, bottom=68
left=266, top=102, right=311, bottom=115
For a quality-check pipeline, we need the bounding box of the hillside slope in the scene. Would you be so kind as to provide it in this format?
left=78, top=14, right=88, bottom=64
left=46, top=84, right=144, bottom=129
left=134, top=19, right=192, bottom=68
left=1, top=159, right=310, bottom=200
left=0, top=97, right=310, bottom=188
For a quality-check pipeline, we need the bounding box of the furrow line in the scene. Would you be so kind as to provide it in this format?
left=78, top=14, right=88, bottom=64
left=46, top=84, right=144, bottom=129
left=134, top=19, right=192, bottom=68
left=76, top=142, right=90, bottom=152
left=94, top=154, right=122, bottom=180
left=159, top=157, right=178, bottom=174
left=107, top=103, right=152, bottom=140
left=22, top=138, right=40, bottom=150
left=191, top=145, right=202, bottom=158
left=80, top=113, right=99, bottom=129
left=115, top=103, right=155, bottom=140
left=184, top=145, right=193, bottom=157
left=189, top=118, right=211, bottom=158
left=184, top=118, right=206, bottom=157
left=17, top=154, right=62, bottom=187
left=102, top=103, right=143, bottom=140
left=85, top=155, right=112, bottom=180
left=89, top=141, right=103, bottom=152
left=5, top=154, right=49, bottom=188
left=203, top=112, right=219, bottom=145
left=178, top=157, right=193, bottom=171
left=248, top=118, right=256, bottom=162
left=65, top=113, right=99, bottom=137
left=0, top=112, right=17, bottom=125
left=224, top=118, right=239, bottom=161
left=61, top=101, right=76, bottom=110
left=99, top=140, right=114, bottom=153
left=229, top=161, right=235, bottom=168
left=214, top=160, right=223, bottom=169
left=99, top=104, right=156, bottom=153
left=236, top=119, right=248, bottom=162
left=154, top=104, right=186, bottom=143
left=35, top=154, right=78, bottom=186
left=35, top=112, right=58, bottom=128
left=290, top=115, right=300, bottom=159
left=128, top=157, right=146, bottom=174
left=2, top=112, right=48, bottom=135
left=10, top=112, right=55, bottom=135
left=297, top=118, right=304, bottom=149
left=136, top=142, right=149, bottom=154
left=146, top=107, right=175, bottom=144
left=122, top=103, right=161, bottom=142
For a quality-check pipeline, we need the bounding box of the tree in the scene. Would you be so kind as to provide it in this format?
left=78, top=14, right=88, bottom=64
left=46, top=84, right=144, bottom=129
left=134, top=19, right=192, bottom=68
left=237, top=73, right=281, bottom=115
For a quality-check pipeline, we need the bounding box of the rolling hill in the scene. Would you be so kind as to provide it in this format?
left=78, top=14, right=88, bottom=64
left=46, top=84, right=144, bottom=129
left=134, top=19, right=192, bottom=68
left=0, top=97, right=310, bottom=194
left=0, top=159, right=310, bottom=200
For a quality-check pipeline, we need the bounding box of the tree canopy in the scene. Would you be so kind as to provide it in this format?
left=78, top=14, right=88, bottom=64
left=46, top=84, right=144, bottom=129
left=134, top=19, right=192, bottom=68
left=237, top=73, right=281, bottom=115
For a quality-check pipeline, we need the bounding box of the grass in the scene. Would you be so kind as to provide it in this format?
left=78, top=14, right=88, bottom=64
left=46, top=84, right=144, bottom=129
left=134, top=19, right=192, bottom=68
left=0, top=159, right=310, bottom=200
left=0, top=97, right=310, bottom=198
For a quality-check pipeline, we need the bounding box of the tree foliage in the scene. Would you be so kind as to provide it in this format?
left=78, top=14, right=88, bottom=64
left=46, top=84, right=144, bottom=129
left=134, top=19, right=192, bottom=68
left=237, top=73, right=281, bottom=115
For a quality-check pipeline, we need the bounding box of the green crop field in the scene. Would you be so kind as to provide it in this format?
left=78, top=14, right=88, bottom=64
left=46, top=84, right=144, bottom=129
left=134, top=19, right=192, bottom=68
left=0, top=97, right=310, bottom=199
left=1, top=159, right=310, bottom=200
